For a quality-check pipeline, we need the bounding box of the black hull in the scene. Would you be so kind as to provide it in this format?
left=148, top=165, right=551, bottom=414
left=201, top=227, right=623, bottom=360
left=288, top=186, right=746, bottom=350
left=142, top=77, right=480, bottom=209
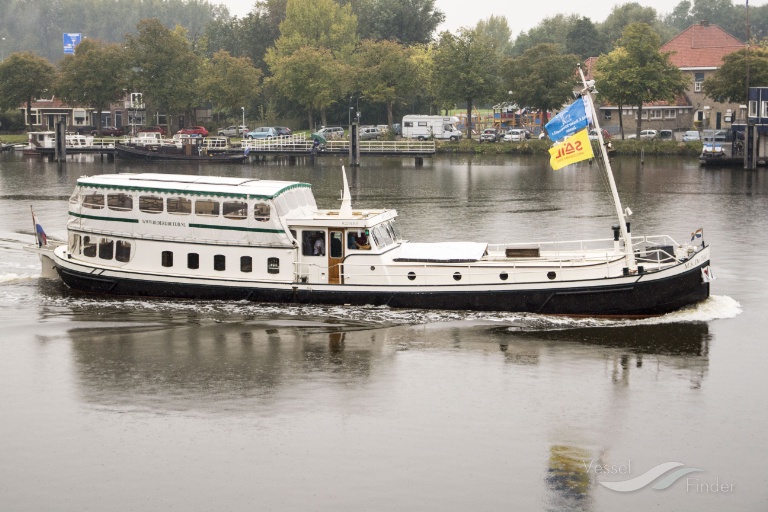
left=56, top=259, right=711, bottom=317
left=115, top=144, right=247, bottom=163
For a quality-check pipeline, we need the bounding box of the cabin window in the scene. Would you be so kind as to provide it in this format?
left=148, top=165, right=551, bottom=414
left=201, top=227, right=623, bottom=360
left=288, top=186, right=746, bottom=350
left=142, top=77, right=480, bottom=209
left=404, top=121, right=413, bottom=128
left=418, top=122, right=427, bottom=127
left=373, top=225, right=393, bottom=246
left=107, top=193, right=133, bottom=211
left=267, top=257, right=280, bottom=274
left=82, top=194, right=105, bottom=209
left=167, top=197, right=192, bottom=214
left=254, top=202, right=270, bottom=222
left=223, top=201, right=247, bottom=219
left=302, top=231, right=325, bottom=256
left=749, top=101, right=758, bottom=117
left=348, top=231, right=371, bottom=250
left=82, top=236, right=97, bottom=257
left=285, top=192, right=299, bottom=210
left=187, top=253, right=199, bottom=269
left=195, top=200, right=220, bottom=217
left=98, top=238, right=114, bottom=260
left=139, top=195, right=163, bottom=213
left=161, top=251, right=173, bottom=267
left=214, top=254, right=226, bottom=271
left=115, top=241, right=131, bottom=262
left=241, top=256, right=252, bottom=273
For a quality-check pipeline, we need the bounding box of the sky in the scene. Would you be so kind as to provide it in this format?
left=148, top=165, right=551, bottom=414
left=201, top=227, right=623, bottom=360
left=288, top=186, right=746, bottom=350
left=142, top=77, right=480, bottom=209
left=211, top=0, right=764, bottom=35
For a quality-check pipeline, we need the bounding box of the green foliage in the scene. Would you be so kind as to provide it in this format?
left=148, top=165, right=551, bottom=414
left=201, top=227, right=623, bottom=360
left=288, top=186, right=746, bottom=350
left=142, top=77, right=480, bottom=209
left=271, top=0, right=358, bottom=58
left=353, top=0, right=444, bottom=44
left=55, top=39, right=129, bottom=129
left=504, top=44, right=580, bottom=117
left=511, top=14, right=579, bottom=56
left=125, top=19, right=202, bottom=132
left=566, top=18, right=608, bottom=60
left=475, top=15, right=514, bottom=56
left=0, top=52, right=56, bottom=130
left=703, top=47, right=768, bottom=104
left=433, top=28, right=500, bottom=133
left=198, top=50, right=263, bottom=122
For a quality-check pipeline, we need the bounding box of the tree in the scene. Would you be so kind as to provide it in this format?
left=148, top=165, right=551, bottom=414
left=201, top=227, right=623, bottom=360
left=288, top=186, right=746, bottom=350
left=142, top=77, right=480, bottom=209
left=267, top=46, right=346, bottom=128
left=503, top=44, right=580, bottom=131
left=566, top=17, right=607, bottom=60
left=270, top=0, right=358, bottom=58
left=603, top=23, right=688, bottom=137
left=353, top=0, right=445, bottom=44
left=598, top=3, right=665, bottom=46
left=475, top=15, right=513, bottom=56
left=702, top=46, right=768, bottom=104
left=433, top=28, right=500, bottom=136
left=197, top=51, right=264, bottom=126
left=55, top=40, right=129, bottom=135
left=593, top=48, right=635, bottom=138
left=512, top=14, right=579, bottom=56
left=0, top=52, right=56, bottom=131
left=125, top=19, right=201, bottom=134
left=354, top=39, right=418, bottom=129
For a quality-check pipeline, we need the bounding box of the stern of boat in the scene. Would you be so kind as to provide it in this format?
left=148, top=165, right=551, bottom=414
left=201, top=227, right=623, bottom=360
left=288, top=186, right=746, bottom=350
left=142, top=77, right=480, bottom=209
left=23, top=241, right=64, bottom=280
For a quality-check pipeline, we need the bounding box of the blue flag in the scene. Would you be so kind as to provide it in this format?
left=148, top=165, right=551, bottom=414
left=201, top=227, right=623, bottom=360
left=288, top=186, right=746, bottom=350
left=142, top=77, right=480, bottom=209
left=545, top=97, right=591, bottom=143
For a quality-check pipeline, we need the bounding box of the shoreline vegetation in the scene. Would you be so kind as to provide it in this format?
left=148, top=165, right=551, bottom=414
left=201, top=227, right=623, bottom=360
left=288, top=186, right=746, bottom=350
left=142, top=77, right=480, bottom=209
left=435, top=139, right=703, bottom=156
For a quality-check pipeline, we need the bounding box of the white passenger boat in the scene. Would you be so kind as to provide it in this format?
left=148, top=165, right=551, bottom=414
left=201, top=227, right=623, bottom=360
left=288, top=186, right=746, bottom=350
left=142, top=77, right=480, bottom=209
left=26, top=71, right=712, bottom=316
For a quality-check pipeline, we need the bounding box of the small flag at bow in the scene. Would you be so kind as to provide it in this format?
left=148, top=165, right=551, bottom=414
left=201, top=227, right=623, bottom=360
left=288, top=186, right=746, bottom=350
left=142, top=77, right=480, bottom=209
left=691, top=228, right=703, bottom=243
left=31, top=208, right=48, bottom=247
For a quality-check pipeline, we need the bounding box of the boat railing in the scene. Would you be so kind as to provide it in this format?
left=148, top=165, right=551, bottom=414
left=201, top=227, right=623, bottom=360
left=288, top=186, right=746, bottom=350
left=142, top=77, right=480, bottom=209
left=242, top=135, right=436, bottom=153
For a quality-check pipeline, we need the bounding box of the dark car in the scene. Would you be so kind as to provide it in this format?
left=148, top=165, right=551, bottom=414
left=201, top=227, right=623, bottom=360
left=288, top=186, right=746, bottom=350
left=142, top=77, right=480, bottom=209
left=177, top=126, right=209, bottom=137
left=91, top=126, right=123, bottom=137
left=273, top=126, right=292, bottom=137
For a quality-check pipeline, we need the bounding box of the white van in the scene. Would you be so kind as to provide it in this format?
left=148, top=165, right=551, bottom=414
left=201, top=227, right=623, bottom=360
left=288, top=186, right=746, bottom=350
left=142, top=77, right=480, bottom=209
left=402, top=115, right=462, bottom=141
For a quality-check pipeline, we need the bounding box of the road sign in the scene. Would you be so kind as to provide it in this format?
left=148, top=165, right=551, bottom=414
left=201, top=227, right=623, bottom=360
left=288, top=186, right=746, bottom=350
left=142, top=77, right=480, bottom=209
left=63, top=33, right=81, bottom=54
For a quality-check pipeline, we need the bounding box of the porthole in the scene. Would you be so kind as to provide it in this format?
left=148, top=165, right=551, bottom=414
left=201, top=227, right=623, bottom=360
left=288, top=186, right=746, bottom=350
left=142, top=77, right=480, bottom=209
left=370, top=266, right=376, bottom=271
left=500, top=272, right=508, bottom=281
left=453, top=272, right=462, bottom=281
left=407, top=271, right=416, bottom=281
left=547, top=271, right=557, bottom=280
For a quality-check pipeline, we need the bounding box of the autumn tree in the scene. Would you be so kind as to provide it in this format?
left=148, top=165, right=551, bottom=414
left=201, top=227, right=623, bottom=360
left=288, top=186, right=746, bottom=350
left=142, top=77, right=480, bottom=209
left=0, top=52, right=56, bottom=131
left=433, top=28, right=500, bottom=135
left=353, top=0, right=445, bottom=44
left=55, top=39, right=129, bottom=135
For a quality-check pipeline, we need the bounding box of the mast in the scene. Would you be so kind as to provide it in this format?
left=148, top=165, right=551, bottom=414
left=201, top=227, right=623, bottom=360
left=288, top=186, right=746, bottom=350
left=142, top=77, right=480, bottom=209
left=577, top=65, right=636, bottom=270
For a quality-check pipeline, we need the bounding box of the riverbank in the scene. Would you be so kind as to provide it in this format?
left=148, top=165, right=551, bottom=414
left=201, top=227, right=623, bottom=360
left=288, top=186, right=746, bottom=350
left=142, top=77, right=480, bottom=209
left=435, top=138, right=703, bottom=156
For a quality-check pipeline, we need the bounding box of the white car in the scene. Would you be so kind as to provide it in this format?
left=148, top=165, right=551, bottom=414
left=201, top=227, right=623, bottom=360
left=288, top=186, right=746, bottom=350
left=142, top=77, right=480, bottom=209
left=626, top=129, right=658, bottom=140
left=503, top=129, right=526, bottom=142
left=682, top=130, right=701, bottom=142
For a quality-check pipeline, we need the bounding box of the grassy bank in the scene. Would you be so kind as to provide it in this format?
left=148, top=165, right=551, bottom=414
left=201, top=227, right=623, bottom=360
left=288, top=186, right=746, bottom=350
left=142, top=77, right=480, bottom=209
left=436, top=139, right=703, bottom=156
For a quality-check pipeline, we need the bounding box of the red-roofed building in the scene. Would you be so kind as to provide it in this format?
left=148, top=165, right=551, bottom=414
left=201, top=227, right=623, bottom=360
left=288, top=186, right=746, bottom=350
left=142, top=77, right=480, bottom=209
left=662, top=20, right=747, bottom=130
left=591, top=21, right=746, bottom=136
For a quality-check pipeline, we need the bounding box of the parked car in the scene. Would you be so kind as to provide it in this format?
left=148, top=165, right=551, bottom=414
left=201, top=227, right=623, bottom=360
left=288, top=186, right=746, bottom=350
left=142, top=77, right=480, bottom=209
left=588, top=128, right=611, bottom=141
left=138, top=126, right=165, bottom=134
left=359, top=126, right=381, bottom=140
left=702, top=129, right=729, bottom=142
left=626, top=129, right=658, bottom=140
left=91, top=126, right=123, bottom=137
left=245, top=127, right=278, bottom=139
left=317, top=126, right=345, bottom=139
left=177, top=126, right=208, bottom=137
left=658, top=129, right=674, bottom=140
left=272, top=126, right=292, bottom=137
left=503, top=129, right=527, bottom=142
left=682, top=130, right=701, bottom=142
left=480, top=128, right=502, bottom=142
left=217, top=125, right=249, bottom=137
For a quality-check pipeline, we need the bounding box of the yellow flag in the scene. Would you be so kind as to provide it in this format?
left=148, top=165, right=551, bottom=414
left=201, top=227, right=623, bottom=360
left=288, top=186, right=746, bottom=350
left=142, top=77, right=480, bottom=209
left=548, top=128, right=594, bottom=170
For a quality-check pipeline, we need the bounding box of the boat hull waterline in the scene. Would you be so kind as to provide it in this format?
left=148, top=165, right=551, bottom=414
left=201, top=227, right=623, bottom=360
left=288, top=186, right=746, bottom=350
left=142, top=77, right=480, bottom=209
left=52, top=247, right=710, bottom=317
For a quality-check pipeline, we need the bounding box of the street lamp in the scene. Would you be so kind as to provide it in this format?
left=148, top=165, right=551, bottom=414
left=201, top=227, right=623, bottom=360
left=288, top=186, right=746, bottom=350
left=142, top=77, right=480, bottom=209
left=348, top=96, right=354, bottom=126
left=241, top=107, right=245, bottom=135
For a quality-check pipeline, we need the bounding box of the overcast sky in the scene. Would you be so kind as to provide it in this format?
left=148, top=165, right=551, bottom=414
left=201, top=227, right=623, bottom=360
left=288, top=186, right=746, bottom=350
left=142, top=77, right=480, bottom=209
left=211, top=0, right=763, bottom=35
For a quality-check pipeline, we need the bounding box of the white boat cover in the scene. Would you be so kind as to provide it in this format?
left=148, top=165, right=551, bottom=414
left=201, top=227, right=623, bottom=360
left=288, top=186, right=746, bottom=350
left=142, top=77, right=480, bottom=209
left=394, top=242, right=488, bottom=263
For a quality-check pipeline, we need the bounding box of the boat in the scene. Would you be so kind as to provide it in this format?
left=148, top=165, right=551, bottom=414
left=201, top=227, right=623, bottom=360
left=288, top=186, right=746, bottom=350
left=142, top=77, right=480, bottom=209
left=114, top=134, right=247, bottom=163
left=25, top=69, right=711, bottom=316
left=24, top=130, right=112, bottom=155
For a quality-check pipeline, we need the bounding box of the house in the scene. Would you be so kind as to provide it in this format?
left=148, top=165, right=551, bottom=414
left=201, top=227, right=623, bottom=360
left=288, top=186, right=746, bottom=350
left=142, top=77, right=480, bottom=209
left=589, top=21, right=746, bottom=134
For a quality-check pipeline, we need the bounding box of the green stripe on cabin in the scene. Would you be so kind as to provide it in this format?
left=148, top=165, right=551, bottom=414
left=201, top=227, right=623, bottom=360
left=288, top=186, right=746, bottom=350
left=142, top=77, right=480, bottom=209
left=69, top=212, right=140, bottom=223
left=189, top=223, right=285, bottom=234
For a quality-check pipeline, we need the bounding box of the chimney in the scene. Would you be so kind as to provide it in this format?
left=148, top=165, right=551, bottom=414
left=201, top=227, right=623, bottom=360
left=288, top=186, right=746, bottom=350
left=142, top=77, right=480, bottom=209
left=700, top=20, right=709, bottom=27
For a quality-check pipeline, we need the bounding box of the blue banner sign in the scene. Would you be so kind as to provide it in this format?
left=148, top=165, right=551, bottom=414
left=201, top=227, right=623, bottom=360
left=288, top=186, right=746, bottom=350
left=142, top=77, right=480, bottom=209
left=63, top=33, right=82, bottom=54
left=545, top=96, right=590, bottom=143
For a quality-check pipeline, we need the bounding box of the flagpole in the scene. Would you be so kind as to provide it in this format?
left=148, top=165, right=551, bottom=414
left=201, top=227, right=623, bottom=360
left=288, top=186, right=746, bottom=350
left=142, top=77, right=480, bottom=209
left=577, top=65, right=636, bottom=270
left=30, top=205, right=38, bottom=247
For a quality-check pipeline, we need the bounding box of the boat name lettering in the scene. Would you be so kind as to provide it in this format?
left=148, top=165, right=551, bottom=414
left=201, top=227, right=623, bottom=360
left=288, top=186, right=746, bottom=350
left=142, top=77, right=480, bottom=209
left=142, top=220, right=188, bottom=227
left=340, top=221, right=364, bottom=226
left=684, top=255, right=702, bottom=269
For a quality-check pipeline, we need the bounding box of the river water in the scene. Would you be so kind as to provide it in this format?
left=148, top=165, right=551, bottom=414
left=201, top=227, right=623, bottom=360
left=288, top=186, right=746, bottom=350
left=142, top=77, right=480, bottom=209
left=0, top=151, right=765, bottom=511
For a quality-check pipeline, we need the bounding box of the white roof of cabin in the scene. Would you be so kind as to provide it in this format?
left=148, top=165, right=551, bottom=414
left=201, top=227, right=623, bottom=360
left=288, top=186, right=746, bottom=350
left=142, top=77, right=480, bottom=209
left=76, top=173, right=310, bottom=199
